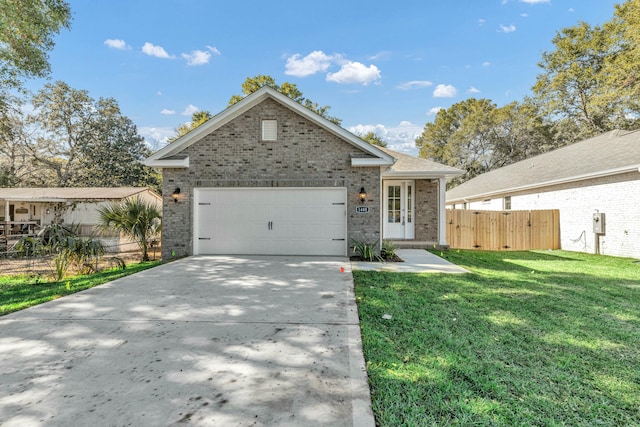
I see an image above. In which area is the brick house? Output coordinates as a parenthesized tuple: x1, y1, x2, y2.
(145, 87, 462, 258)
(446, 129, 640, 258)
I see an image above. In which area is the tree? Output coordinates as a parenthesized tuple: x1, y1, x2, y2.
(603, 0, 640, 111)
(229, 75, 342, 125)
(97, 197, 162, 262)
(358, 131, 387, 147)
(170, 110, 213, 141)
(416, 98, 552, 186)
(26, 81, 159, 188)
(0, 0, 71, 106)
(532, 18, 640, 141)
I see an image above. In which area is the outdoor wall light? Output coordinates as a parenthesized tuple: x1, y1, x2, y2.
(359, 187, 367, 204)
(46, 208, 50, 215)
(172, 187, 181, 203)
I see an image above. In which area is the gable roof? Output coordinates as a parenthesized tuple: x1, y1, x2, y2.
(447, 129, 640, 203)
(378, 146, 464, 178)
(144, 86, 395, 168)
(0, 187, 160, 202)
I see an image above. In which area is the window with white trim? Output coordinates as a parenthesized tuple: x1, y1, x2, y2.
(504, 196, 512, 210)
(262, 119, 277, 141)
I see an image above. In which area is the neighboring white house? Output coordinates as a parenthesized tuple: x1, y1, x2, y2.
(0, 187, 162, 252)
(446, 129, 640, 259)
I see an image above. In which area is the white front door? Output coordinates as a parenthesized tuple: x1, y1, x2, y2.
(383, 180, 415, 239)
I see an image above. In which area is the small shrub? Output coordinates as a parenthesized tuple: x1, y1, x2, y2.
(381, 240, 397, 260)
(352, 239, 383, 262)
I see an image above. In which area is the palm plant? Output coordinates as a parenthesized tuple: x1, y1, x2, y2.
(97, 197, 162, 262)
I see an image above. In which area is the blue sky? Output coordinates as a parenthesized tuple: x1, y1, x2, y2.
(24, 0, 620, 155)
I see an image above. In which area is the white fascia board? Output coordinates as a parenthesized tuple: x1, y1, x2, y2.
(447, 164, 640, 203)
(382, 171, 463, 179)
(352, 157, 394, 167)
(143, 157, 189, 168)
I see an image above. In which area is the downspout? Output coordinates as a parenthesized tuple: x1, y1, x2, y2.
(438, 178, 447, 246)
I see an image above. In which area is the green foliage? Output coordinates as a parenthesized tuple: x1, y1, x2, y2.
(170, 110, 213, 142)
(0, 0, 72, 101)
(355, 250, 640, 426)
(229, 75, 342, 125)
(358, 131, 387, 147)
(98, 197, 161, 262)
(15, 236, 44, 258)
(380, 240, 396, 260)
(416, 98, 552, 186)
(352, 239, 383, 262)
(0, 261, 160, 316)
(23, 81, 159, 188)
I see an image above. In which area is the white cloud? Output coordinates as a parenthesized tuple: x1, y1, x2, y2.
(368, 51, 392, 61)
(433, 84, 457, 98)
(478, 18, 486, 26)
(160, 109, 176, 115)
(181, 104, 199, 116)
(104, 39, 130, 50)
(483, 61, 491, 67)
(139, 126, 175, 151)
(349, 121, 423, 155)
(397, 80, 433, 90)
(568, 8, 575, 12)
(285, 50, 337, 77)
(182, 50, 211, 66)
(326, 62, 381, 85)
(427, 107, 443, 116)
(468, 86, 481, 94)
(498, 24, 517, 33)
(181, 46, 221, 66)
(520, 0, 549, 3)
(206, 46, 221, 55)
(521, 13, 529, 17)
(142, 42, 174, 59)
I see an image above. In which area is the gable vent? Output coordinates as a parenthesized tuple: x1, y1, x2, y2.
(262, 119, 277, 141)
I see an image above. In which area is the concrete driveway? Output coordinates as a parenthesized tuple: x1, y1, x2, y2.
(0, 256, 374, 426)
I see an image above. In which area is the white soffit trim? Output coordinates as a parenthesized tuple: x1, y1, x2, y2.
(352, 157, 394, 167)
(143, 157, 189, 168)
(447, 164, 640, 203)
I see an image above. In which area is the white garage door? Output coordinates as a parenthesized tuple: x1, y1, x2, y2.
(194, 188, 347, 256)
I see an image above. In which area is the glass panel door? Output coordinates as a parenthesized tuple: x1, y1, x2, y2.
(383, 180, 415, 239)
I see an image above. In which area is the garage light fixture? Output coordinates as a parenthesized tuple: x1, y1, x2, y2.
(359, 187, 367, 204)
(172, 187, 181, 203)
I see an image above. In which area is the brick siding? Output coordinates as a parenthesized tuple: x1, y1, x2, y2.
(161, 98, 381, 259)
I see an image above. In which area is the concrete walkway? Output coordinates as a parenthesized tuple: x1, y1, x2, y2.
(0, 256, 374, 427)
(351, 249, 469, 273)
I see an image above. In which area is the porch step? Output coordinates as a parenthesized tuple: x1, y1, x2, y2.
(389, 240, 450, 250)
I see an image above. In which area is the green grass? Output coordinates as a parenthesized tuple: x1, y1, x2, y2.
(354, 250, 640, 427)
(0, 261, 161, 316)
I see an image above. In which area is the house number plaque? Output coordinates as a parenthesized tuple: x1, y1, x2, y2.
(355, 206, 369, 213)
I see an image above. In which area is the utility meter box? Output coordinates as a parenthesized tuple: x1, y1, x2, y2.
(593, 212, 606, 234)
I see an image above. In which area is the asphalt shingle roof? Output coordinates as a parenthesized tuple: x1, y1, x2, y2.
(378, 146, 464, 177)
(0, 187, 157, 202)
(447, 129, 640, 202)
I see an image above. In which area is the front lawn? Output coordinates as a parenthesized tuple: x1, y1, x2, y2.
(354, 250, 640, 426)
(0, 261, 161, 316)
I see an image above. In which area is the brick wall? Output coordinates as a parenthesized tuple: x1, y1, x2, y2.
(460, 172, 640, 258)
(415, 179, 438, 242)
(161, 98, 381, 259)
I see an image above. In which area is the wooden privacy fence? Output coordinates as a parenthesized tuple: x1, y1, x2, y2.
(446, 209, 560, 251)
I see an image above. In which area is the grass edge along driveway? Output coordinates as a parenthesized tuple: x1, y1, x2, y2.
(0, 261, 161, 316)
(354, 250, 640, 427)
